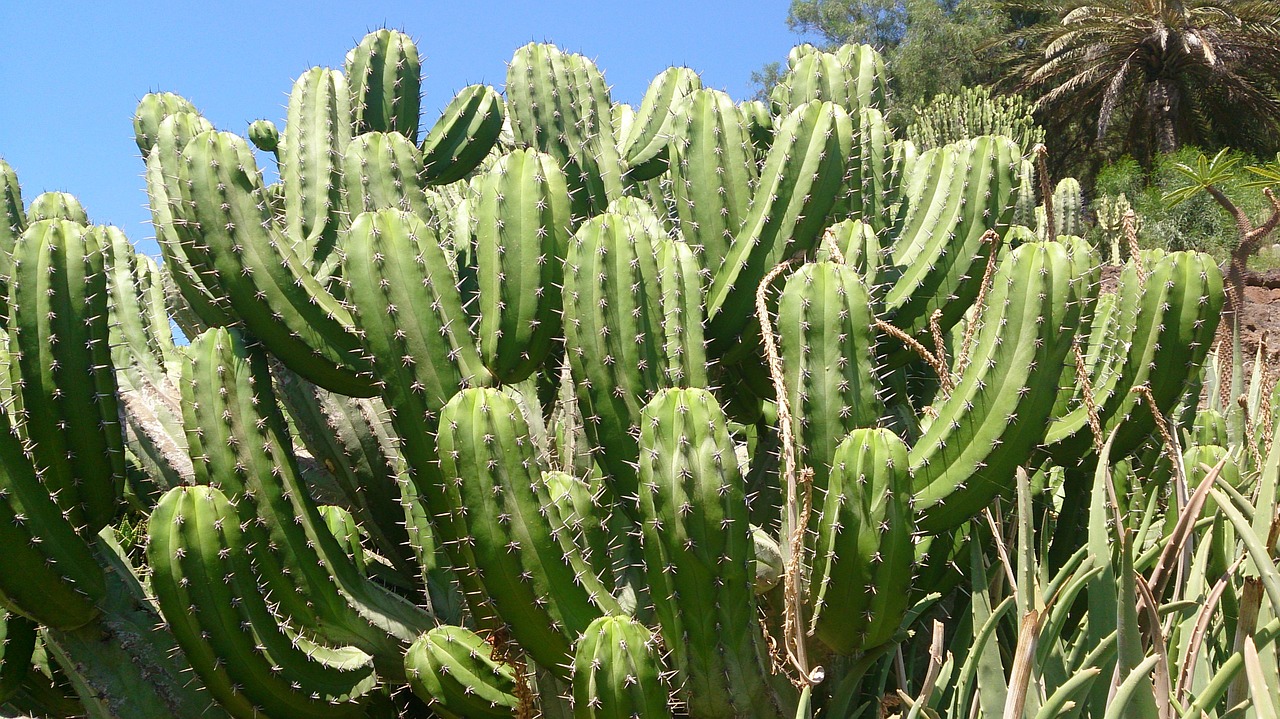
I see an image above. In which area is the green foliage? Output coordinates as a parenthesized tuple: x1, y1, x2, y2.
(1095, 147, 1275, 257)
(782, 0, 1011, 114)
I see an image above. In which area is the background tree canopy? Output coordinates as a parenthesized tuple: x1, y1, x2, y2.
(761, 0, 1280, 177)
(755, 0, 1024, 120)
(993, 0, 1280, 166)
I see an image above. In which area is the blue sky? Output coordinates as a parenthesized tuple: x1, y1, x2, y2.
(0, 2, 803, 256)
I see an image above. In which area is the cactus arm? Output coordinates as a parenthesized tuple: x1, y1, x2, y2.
(506, 43, 624, 217)
(180, 130, 378, 397)
(571, 615, 673, 718)
(0, 158, 26, 321)
(910, 241, 1084, 532)
(705, 100, 853, 349)
(342, 131, 433, 218)
(621, 66, 701, 181)
(883, 136, 1020, 353)
(9, 219, 124, 534)
(345, 29, 421, 139)
(777, 261, 881, 491)
(341, 208, 498, 620)
(437, 387, 621, 677)
(563, 208, 666, 501)
(476, 148, 572, 384)
(808, 428, 915, 654)
(132, 92, 198, 157)
(420, 84, 506, 185)
(143, 113, 235, 330)
(404, 626, 519, 719)
(638, 388, 781, 719)
(182, 328, 431, 662)
(0, 611, 35, 704)
(668, 88, 756, 273)
(281, 68, 351, 273)
(148, 486, 377, 719)
(0, 416, 104, 628)
(26, 192, 89, 225)
(655, 237, 710, 388)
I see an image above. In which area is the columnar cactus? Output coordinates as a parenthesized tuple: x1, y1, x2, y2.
(0, 31, 1238, 719)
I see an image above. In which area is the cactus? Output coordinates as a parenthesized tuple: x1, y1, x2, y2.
(345, 29, 421, 139)
(668, 88, 756, 272)
(8, 219, 124, 535)
(148, 485, 378, 719)
(705, 100, 853, 349)
(621, 66, 701, 181)
(1053, 177, 1084, 238)
(911, 241, 1088, 531)
(419, 84, 506, 185)
(0, 31, 1245, 719)
(808, 428, 915, 654)
(908, 85, 1045, 154)
(437, 387, 621, 676)
(777, 261, 882, 489)
(475, 148, 572, 383)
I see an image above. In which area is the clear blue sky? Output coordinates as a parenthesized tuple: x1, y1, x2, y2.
(0, 2, 803, 257)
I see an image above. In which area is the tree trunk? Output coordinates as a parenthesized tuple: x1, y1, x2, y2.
(1146, 78, 1180, 155)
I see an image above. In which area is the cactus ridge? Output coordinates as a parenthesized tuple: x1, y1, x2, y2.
(0, 611, 36, 703)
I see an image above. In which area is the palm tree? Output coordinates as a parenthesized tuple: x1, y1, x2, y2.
(991, 0, 1280, 163)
